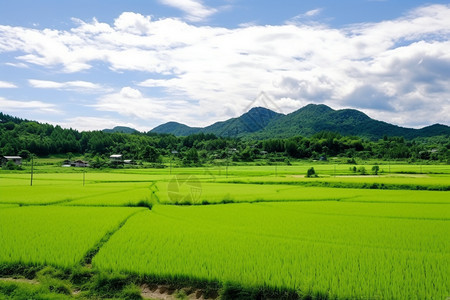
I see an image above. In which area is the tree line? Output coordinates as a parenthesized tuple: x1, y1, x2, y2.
(1, 112, 449, 166)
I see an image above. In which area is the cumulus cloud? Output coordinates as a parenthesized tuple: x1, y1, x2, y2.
(0, 97, 59, 113)
(158, 0, 218, 22)
(0, 81, 17, 88)
(28, 79, 109, 93)
(92, 87, 204, 126)
(59, 116, 142, 132)
(0, 5, 450, 127)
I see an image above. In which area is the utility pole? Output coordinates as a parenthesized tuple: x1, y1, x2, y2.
(30, 155, 34, 186)
(226, 155, 229, 178)
(170, 150, 178, 175)
(83, 170, 86, 186)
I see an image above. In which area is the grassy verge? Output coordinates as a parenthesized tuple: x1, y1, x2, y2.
(0, 263, 334, 300)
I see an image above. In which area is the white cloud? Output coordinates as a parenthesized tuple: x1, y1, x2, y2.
(28, 79, 109, 93)
(114, 12, 152, 34)
(0, 81, 17, 88)
(92, 87, 210, 127)
(5, 62, 28, 68)
(58, 116, 143, 132)
(0, 97, 60, 113)
(159, 0, 218, 22)
(0, 5, 450, 127)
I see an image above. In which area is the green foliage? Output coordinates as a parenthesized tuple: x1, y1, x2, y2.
(306, 167, 317, 178)
(372, 165, 380, 175)
(0, 280, 73, 299)
(357, 166, 366, 175)
(1, 165, 450, 299)
(0, 206, 143, 268)
(3, 160, 19, 170)
(93, 203, 450, 299)
(1, 111, 449, 163)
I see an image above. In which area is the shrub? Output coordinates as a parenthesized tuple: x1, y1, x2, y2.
(306, 167, 317, 178)
(372, 165, 380, 175)
(357, 166, 366, 175)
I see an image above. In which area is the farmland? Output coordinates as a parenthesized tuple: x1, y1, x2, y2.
(0, 162, 449, 299)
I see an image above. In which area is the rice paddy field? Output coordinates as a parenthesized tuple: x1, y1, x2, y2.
(0, 162, 449, 299)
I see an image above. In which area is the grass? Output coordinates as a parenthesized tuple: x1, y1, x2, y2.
(0, 206, 145, 268)
(0, 162, 449, 299)
(93, 203, 450, 299)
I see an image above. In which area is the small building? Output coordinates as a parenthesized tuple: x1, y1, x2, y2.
(110, 154, 123, 163)
(71, 160, 89, 167)
(62, 160, 72, 167)
(123, 159, 135, 165)
(1, 156, 22, 166)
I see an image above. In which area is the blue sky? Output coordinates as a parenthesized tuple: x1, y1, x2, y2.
(0, 0, 449, 131)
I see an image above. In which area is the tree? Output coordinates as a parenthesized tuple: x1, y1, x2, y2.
(358, 166, 366, 175)
(18, 150, 31, 160)
(141, 146, 160, 163)
(372, 165, 380, 175)
(4, 160, 18, 170)
(306, 167, 317, 178)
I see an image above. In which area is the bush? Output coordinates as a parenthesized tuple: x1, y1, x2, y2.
(347, 158, 357, 164)
(357, 166, 366, 175)
(306, 167, 317, 178)
(372, 165, 380, 175)
(121, 284, 142, 300)
(4, 160, 20, 170)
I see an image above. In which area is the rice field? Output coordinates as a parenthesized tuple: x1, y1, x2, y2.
(0, 206, 145, 268)
(93, 203, 449, 299)
(0, 164, 449, 299)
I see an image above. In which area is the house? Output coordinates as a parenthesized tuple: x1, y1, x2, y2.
(71, 160, 89, 167)
(110, 154, 123, 163)
(1, 156, 22, 166)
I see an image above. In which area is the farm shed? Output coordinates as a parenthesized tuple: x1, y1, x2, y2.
(71, 160, 89, 167)
(1, 156, 22, 166)
(110, 154, 123, 162)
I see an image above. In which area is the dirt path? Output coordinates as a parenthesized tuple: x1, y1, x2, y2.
(141, 284, 213, 300)
(0, 277, 39, 284)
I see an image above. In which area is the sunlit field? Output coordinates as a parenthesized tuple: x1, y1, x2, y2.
(0, 162, 449, 299)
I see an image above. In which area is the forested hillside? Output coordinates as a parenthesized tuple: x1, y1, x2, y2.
(0, 112, 449, 165)
(151, 104, 450, 139)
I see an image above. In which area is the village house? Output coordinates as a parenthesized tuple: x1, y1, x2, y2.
(1, 156, 22, 166)
(71, 160, 89, 167)
(110, 154, 123, 163)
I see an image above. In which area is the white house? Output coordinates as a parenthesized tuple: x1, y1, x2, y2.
(110, 154, 123, 162)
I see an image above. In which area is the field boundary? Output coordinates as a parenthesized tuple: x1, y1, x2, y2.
(81, 209, 147, 266)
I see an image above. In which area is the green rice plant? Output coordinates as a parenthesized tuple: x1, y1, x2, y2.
(93, 203, 450, 299)
(153, 181, 450, 205)
(0, 206, 144, 268)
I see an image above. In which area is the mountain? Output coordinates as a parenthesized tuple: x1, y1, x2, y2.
(150, 104, 450, 139)
(103, 126, 138, 134)
(151, 107, 282, 137)
(202, 107, 282, 137)
(255, 104, 450, 139)
(151, 122, 201, 136)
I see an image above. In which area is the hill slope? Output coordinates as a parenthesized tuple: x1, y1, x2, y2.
(151, 107, 282, 137)
(103, 126, 138, 134)
(150, 104, 450, 139)
(151, 122, 201, 136)
(255, 104, 450, 139)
